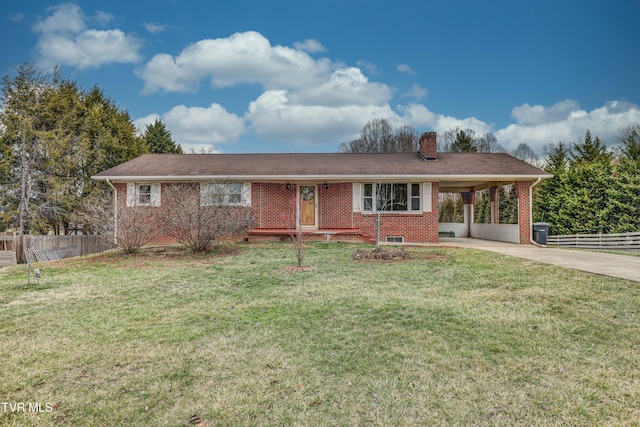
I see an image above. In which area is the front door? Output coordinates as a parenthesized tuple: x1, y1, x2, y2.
(299, 185, 317, 228)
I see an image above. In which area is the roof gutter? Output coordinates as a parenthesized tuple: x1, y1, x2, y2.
(105, 179, 117, 246)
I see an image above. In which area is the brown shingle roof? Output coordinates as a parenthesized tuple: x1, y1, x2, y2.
(93, 152, 551, 180)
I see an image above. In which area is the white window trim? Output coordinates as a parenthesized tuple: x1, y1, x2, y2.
(359, 183, 424, 214)
(126, 183, 161, 207)
(200, 182, 251, 207)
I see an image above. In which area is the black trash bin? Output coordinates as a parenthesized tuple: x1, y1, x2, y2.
(532, 222, 549, 245)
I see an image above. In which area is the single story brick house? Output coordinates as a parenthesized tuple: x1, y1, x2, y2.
(92, 132, 552, 245)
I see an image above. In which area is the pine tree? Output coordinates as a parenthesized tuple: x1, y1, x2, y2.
(450, 130, 478, 152)
(143, 119, 183, 154)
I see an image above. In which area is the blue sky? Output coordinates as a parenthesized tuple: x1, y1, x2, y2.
(1, 0, 639, 155)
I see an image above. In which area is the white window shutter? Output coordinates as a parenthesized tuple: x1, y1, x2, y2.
(126, 183, 136, 207)
(200, 183, 210, 206)
(242, 182, 252, 206)
(422, 182, 432, 212)
(352, 183, 362, 212)
(150, 183, 161, 207)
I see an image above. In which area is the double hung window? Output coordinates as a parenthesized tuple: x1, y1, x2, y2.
(363, 183, 421, 212)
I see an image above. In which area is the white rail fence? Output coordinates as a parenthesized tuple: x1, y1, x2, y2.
(547, 232, 640, 250)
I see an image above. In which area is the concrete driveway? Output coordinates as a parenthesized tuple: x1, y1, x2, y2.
(437, 237, 640, 283)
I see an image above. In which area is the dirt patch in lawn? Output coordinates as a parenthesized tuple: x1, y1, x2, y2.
(281, 265, 317, 273)
(353, 248, 449, 263)
(56, 245, 242, 269)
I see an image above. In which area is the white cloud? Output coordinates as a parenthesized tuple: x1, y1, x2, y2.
(133, 31, 640, 154)
(397, 64, 416, 74)
(399, 103, 493, 136)
(401, 84, 428, 100)
(143, 22, 168, 34)
(132, 113, 161, 135)
(162, 103, 246, 149)
(136, 31, 335, 93)
(497, 100, 640, 153)
(289, 67, 392, 107)
(134, 104, 246, 153)
(510, 100, 581, 126)
(94, 11, 113, 26)
(357, 60, 378, 75)
(247, 90, 397, 146)
(33, 3, 142, 70)
(7, 13, 25, 23)
(294, 39, 326, 53)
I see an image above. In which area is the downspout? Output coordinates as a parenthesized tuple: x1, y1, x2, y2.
(529, 177, 543, 246)
(105, 179, 117, 246)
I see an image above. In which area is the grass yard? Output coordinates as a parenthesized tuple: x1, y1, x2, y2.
(0, 242, 639, 426)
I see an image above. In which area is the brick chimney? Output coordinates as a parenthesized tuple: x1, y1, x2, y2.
(418, 132, 437, 160)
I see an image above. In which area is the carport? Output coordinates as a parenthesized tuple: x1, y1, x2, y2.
(437, 176, 547, 245)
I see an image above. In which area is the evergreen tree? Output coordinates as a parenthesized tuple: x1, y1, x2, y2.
(143, 119, 183, 154)
(498, 186, 518, 224)
(474, 191, 491, 223)
(0, 63, 148, 234)
(617, 123, 640, 161)
(571, 130, 612, 165)
(450, 130, 478, 152)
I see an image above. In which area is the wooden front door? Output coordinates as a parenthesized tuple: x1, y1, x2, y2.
(299, 185, 316, 228)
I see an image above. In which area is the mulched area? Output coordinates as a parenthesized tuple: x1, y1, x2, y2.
(281, 265, 317, 272)
(352, 247, 412, 261)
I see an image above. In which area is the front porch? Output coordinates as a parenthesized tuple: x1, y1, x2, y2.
(248, 228, 374, 243)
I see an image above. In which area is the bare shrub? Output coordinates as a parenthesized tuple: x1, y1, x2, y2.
(161, 182, 254, 253)
(115, 206, 157, 254)
(73, 189, 154, 254)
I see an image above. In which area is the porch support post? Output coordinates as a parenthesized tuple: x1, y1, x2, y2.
(515, 180, 532, 244)
(461, 191, 475, 236)
(490, 186, 500, 224)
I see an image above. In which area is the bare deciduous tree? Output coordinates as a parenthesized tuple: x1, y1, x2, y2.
(340, 118, 419, 153)
(280, 186, 306, 267)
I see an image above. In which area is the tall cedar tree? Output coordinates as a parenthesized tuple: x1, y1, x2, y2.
(143, 119, 183, 154)
(0, 63, 147, 234)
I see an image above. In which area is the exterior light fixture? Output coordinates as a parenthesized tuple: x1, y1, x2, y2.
(323, 183, 329, 190)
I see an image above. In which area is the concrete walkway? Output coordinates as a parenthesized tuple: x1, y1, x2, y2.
(437, 237, 640, 283)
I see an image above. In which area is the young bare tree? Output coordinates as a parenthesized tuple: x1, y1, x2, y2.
(161, 182, 254, 253)
(280, 187, 306, 267)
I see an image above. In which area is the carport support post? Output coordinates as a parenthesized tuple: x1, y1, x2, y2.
(461, 191, 475, 236)
(490, 186, 499, 224)
(515, 180, 533, 244)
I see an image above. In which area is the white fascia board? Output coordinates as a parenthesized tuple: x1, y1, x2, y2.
(92, 173, 552, 182)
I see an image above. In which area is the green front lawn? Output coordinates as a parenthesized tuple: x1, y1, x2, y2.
(1, 243, 638, 426)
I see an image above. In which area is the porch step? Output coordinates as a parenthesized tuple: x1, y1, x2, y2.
(248, 228, 370, 243)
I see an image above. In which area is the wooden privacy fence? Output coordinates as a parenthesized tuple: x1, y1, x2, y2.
(13, 235, 114, 264)
(547, 231, 640, 250)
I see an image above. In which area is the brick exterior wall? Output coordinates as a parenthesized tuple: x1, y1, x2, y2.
(318, 183, 353, 229)
(352, 182, 439, 243)
(113, 183, 179, 245)
(112, 180, 532, 246)
(490, 186, 500, 224)
(252, 183, 297, 229)
(514, 180, 533, 244)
